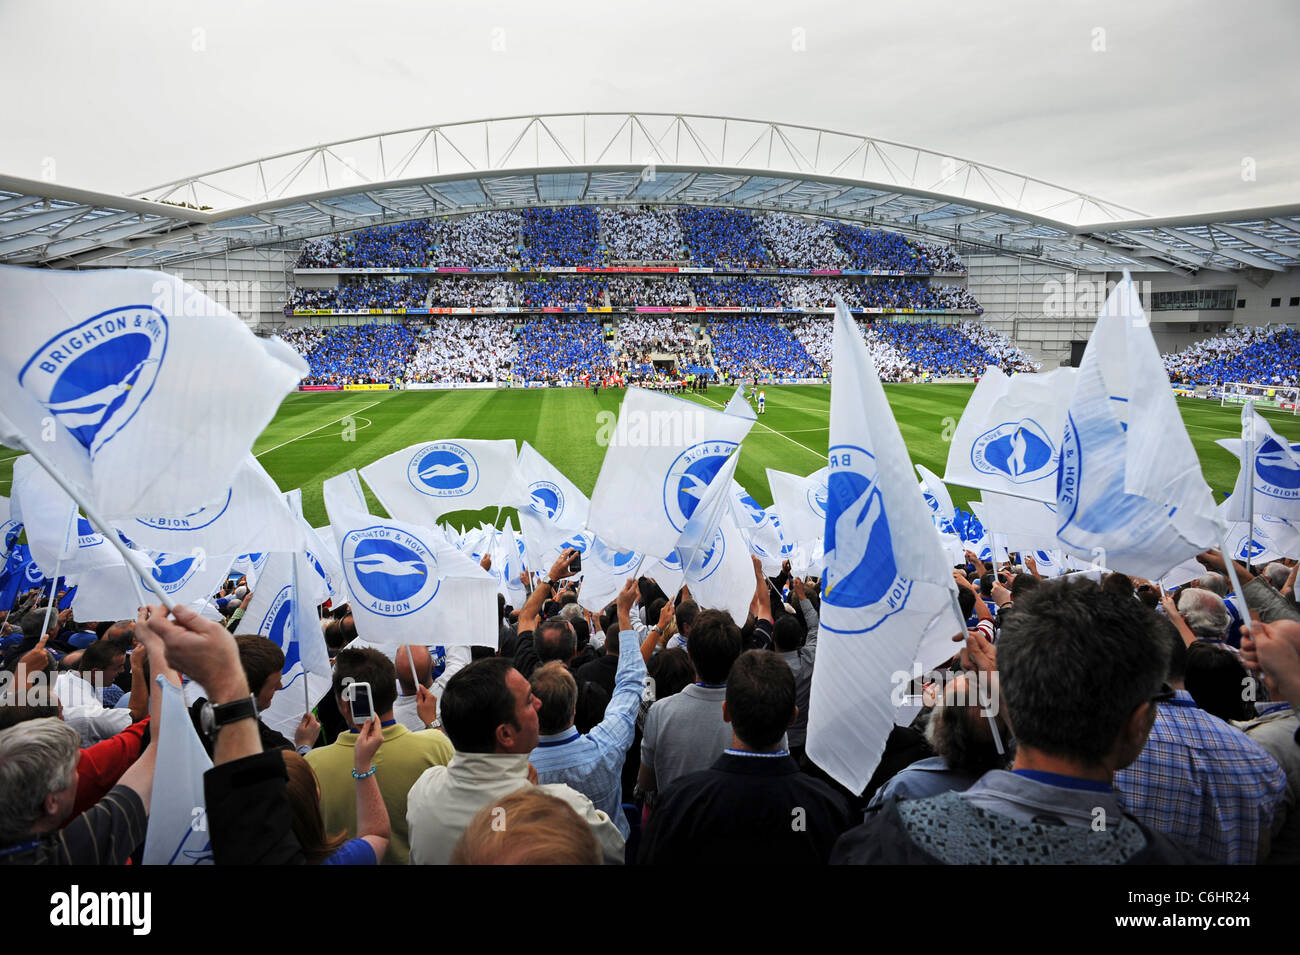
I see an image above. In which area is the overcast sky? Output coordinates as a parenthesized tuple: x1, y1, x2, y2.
(4, 0, 1297, 219)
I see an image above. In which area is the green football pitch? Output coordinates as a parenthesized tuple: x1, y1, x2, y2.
(183, 384, 1300, 528)
(3, 384, 1296, 529)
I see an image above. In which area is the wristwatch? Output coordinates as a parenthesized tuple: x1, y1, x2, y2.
(539, 573, 553, 587)
(200, 696, 258, 741)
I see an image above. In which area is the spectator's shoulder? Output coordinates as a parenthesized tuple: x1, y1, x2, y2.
(409, 728, 455, 762)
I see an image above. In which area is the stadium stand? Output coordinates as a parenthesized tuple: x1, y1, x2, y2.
(759, 212, 849, 270)
(300, 322, 418, 385)
(831, 222, 931, 272)
(600, 207, 684, 261)
(606, 276, 693, 307)
(517, 276, 607, 309)
(708, 317, 820, 379)
(678, 207, 768, 268)
(522, 207, 602, 267)
(426, 277, 516, 309)
(1163, 326, 1300, 387)
(513, 316, 615, 382)
(405, 318, 515, 383)
(691, 276, 780, 309)
(428, 211, 520, 268)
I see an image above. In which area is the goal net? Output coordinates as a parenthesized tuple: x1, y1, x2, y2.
(1221, 381, 1300, 414)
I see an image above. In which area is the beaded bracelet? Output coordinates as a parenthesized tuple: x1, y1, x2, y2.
(352, 766, 377, 779)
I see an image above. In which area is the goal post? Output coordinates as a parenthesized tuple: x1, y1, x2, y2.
(1220, 381, 1300, 414)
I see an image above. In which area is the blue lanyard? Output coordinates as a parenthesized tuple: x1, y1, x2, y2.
(1012, 769, 1111, 793)
(0, 839, 40, 859)
(349, 718, 398, 733)
(724, 748, 789, 758)
(695, 682, 726, 689)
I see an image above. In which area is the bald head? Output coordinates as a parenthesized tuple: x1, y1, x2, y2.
(396, 645, 432, 695)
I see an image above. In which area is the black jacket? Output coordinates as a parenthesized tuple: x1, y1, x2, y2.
(639, 752, 854, 865)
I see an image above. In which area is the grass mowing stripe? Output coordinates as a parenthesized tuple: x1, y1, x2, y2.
(254, 398, 388, 457)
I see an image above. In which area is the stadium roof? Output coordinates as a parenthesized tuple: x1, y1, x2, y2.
(2, 112, 1298, 275)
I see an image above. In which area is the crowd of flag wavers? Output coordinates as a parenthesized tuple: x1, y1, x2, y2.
(0, 266, 1298, 867)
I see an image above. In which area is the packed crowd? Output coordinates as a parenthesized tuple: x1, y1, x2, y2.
(916, 241, 966, 273)
(957, 319, 1040, 373)
(690, 277, 780, 309)
(5, 513, 1296, 868)
(677, 207, 768, 269)
(428, 212, 520, 268)
(287, 279, 430, 312)
(426, 277, 515, 309)
(832, 223, 932, 273)
(300, 322, 418, 385)
(522, 207, 602, 268)
(1163, 327, 1300, 388)
(513, 317, 615, 382)
(859, 279, 980, 312)
(605, 276, 693, 307)
(600, 207, 684, 261)
(404, 319, 515, 383)
(707, 317, 821, 379)
(759, 212, 849, 270)
(517, 277, 607, 309)
(277, 325, 328, 360)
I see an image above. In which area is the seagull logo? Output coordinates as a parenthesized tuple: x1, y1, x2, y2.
(1254, 436, 1300, 495)
(971, 419, 1055, 484)
(408, 443, 479, 496)
(528, 482, 564, 520)
(341, 528, 440, 616)
(19, 307, 169, 458)
(819, 445, 912, 635)
(663, 442, 738, 532)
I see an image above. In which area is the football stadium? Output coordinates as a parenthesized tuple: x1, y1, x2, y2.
(2, 3, 1299, 892)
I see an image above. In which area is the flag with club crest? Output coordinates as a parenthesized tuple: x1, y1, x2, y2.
(235, 550, 334, 739)
(943, 366, 1076, 504)
(915, 464, 957, 534)
(359, 439, 522, 525)
(114, 455, 304, 557)
(1055, 275, 1222, 578)
(673, 451, 753, 626)
(516, 441, 591, 572)
(575, 533, 644, 615)
(1220, 403, 1300, 523)
(729, 480, 788, 574)
(587, 387, 754, 558)
(0, 266, 306, 520)
(323, 469, 498, 647)
(765, 466, 828, 547)
(807, 300, 960, 793)
(142, 678, 214, 865)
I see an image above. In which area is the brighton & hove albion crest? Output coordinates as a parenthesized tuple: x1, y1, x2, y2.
(681, 527, 726, 582)
(527, 480, 564, 521)
(75, 517, 104, 549)
(806, 480, 829, 520)
(260, 585, 304, 689)
(820, 444, 911, 635)
(135, 488, 233, 532)
(1253, 436, 1300, 502)
(971, 419, 1055, 484)
(142, 553, 202, 596)
(342, 525, 440, 617)
(663, 441, 738, 532)
(19, 306, 168, 458)
(407, 442, 479, 499)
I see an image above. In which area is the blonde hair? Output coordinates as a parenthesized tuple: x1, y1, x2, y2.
(450, 788, 602, 865)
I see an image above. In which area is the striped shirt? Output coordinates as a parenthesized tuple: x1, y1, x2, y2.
(0, 786, 145, 865)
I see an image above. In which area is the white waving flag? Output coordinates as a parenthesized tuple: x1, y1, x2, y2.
(0, 496, 18, 565)
(517, 441, 590, 529)
(323, 470, 498, 647)
(943, 366, 1076, 503)
(807, 300, 958, 794)
(729, 480, 788, 574)
(0, 266, 306, 519)
(236, 551, 334, 739)
(587, 387, 754, 558)
(915, 464, 957, 533)
(575, 533, 645, 615)
(1221, 404, 1300, 523)
(116, 456, 304, 557)
(10, 455, 76, 573)
(765, 467, 828, 546)
(723, 384, 757, 420)
(143, 678, 214, 865)
(1055, 275, 1221, 578)
(672, 450, 754, 625)
(360, 439, 522, 524)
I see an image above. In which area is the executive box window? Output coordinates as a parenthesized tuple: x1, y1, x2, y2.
(1150, 288, 1237, 311)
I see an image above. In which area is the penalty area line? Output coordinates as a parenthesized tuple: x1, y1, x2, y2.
(691, 394, 828, 461)
(255, 400, 385, 458)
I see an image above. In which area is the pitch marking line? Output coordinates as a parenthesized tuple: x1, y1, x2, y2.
(255, 400, 385, 458)
(693, 394, 828, 461)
